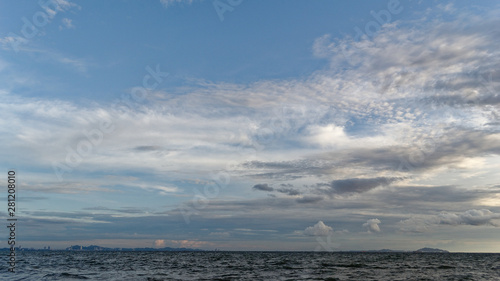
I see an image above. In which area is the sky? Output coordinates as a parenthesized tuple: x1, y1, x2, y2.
(1, 0, 500, 252)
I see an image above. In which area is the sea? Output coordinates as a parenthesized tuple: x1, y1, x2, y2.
(1, 251, 499, 280)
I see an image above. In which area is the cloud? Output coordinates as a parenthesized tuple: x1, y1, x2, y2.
(296, 196, 323, 204)
(303, 124, 349, 148)
(154, 239, 165, 247)
(303, 221, 333, 236)
(10, 48, 90, 72)
(0, 36, 28, 50)
(139, 185, 179, 195)
(252, 183, 274, 192)
(82, 206, 149, 216)
(438, 209, 500, 226)
(209, 232, 230, 237)
(23, 181, 114, 194)
(399, 209, 500, 232)
(133, 145, 164, 152)
(251, 183, 301, 197)
(41, 0, 80, 18)
(59, 18, 75, 30)
(276, 187, 301, 196)
(363, 219, 381, 233)
(319, 177, 402, 195)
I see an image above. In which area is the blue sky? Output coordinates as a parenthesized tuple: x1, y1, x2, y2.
(1, 0, 500, 252)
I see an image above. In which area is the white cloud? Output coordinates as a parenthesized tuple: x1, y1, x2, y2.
(303, 221, 333, 236)
(41, 0, 80, 18)
(303, 124, 348, 149)
(363, 218, 381, 233)
(312, 34, 336, 59)
(59, 18, 75, 30)
(0, 36, 28, 51)
(139, 185, 179, 195)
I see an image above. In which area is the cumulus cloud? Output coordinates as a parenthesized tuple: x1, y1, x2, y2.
(154, 239, 165, 247)
(363, 218, 381, 233)
(303, 221, 333, 236)
(303, 124, 349, 148)
(252, 183, 274, 192)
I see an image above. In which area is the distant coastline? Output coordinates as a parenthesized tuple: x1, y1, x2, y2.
(0, 245, 204, 252)
(0, 246, 450, 252)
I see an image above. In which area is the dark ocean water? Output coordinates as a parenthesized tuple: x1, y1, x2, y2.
(1, 251, 499, 280)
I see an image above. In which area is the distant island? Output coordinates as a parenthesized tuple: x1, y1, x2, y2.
(354, 247, 449, 253)
(413, 247, 449, 253)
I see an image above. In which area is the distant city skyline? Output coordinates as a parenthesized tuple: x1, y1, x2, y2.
(1, 0, 500, 252)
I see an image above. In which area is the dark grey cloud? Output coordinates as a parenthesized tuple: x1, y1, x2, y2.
(252, 183, 274, 192)
(276, 188, 301, 196)
(251, 182, 302, 197)
(133, 145, 163, 151)
(318, 177, 402, 195)
(375, 185, 485, 206)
